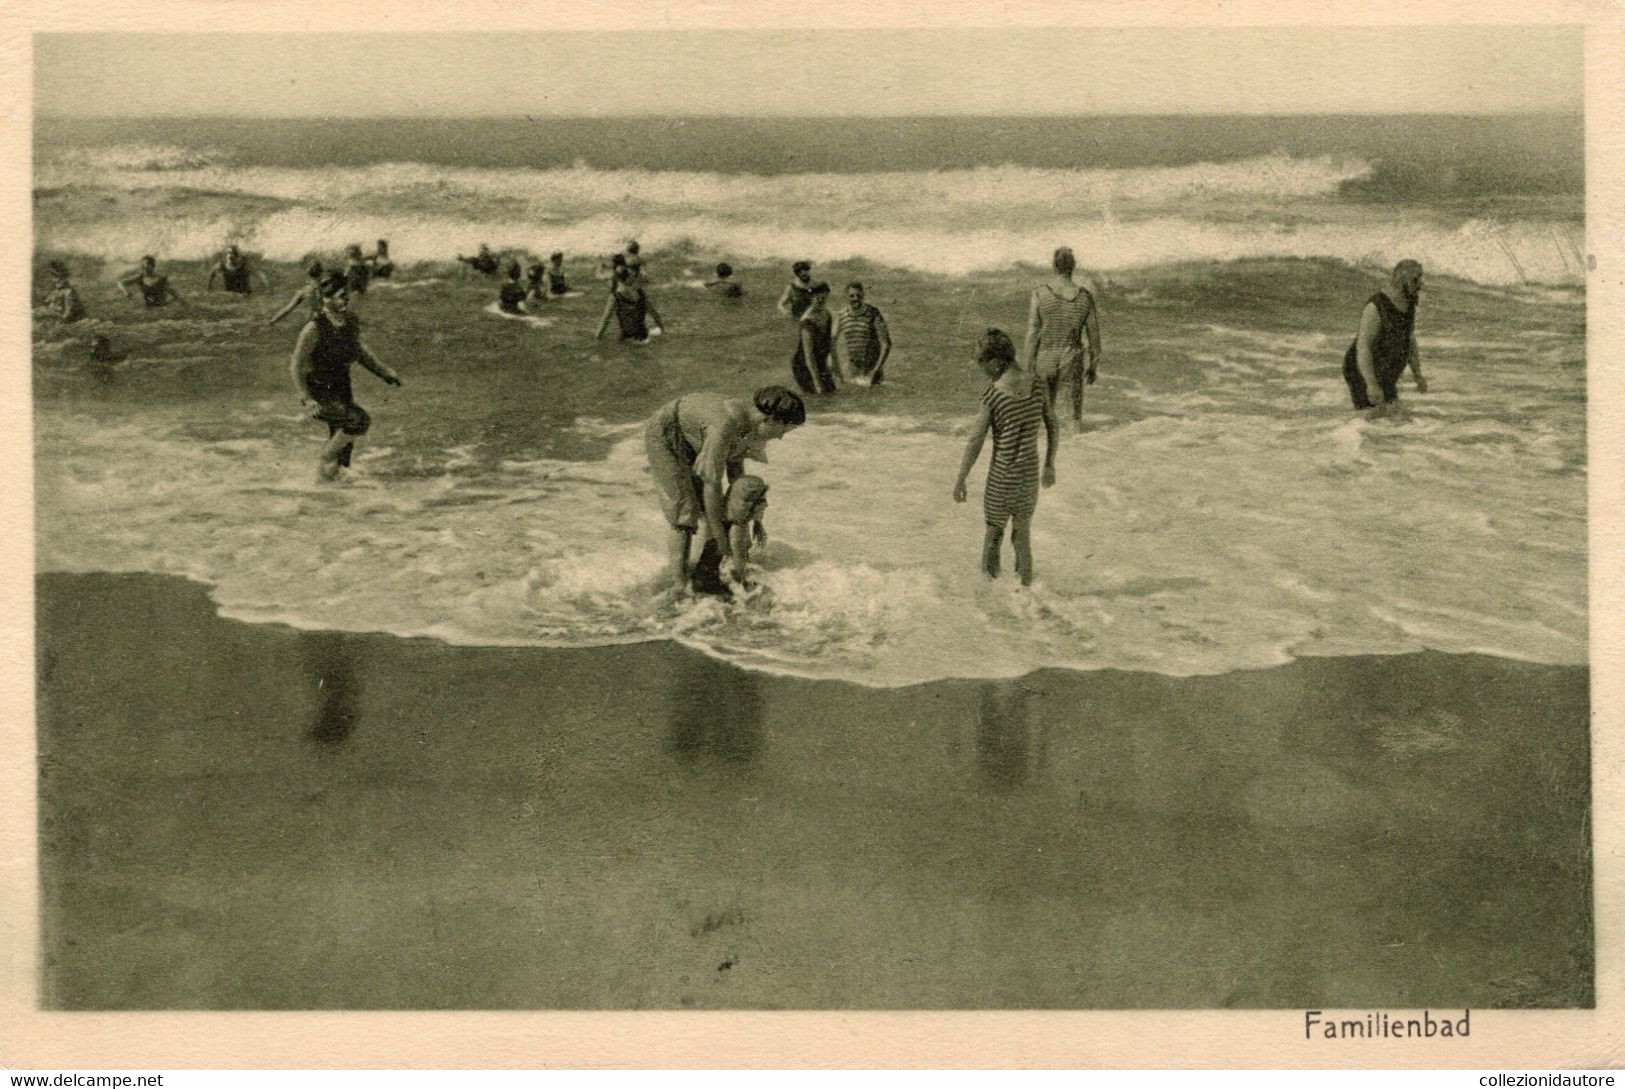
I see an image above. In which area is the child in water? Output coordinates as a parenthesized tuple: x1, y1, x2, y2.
(690, 475, 770, 596)
(953, 328, 1058, 586)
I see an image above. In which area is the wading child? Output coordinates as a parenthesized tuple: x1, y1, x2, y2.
(952, 328, 1058, 585)
(690, 475, 770, 596)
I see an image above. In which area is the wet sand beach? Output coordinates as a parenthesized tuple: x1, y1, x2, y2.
(38, 572, 1591, 1010)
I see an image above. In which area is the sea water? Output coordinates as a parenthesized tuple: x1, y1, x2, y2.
(31, 115, 1586, 686)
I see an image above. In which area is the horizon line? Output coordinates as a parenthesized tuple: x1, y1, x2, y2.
(34, 109, 1585, 122)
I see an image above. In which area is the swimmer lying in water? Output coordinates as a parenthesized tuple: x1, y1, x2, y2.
(689, 475, 769, 596)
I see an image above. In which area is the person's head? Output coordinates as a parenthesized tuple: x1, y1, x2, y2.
(1391, 259, 1424, 305)
(90, 334, 112, 357)
(1052, 246, 1077, 277)
(626, 240, 640, 255)
(347, 244, 363, 260)
(715, 262, 734, 280)
(613, 263, 633, 284)
(48, 260, 69, 284)
(506, 262, 521, 281)
(549, 251, 564, 265)
(376, 239, 389, 253)
(845, 281, 865, 308)
(479, 243, 492, 255)
(724, 475, 769, 525)
(141, 255, 156, 273)
(225, 243, 241, 258)
(752, 385, 807, 438)
(611, 253, 627, 269)
(975, 327, 1018, 380)
(319, 273, 352, 312)
(791, 260, 812, 282)
(306, 261, 324, 281)
(807, 281, 831, 308)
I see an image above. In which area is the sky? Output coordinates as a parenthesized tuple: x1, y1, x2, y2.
(33, 25, 1584, 117)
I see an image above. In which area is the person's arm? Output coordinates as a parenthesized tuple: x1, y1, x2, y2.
(798, 321, 818, 375)
(873, 311, 892, 370)
(255, 267, 272, 289)
(1083, 298, 1101, 383)
(1041, 389, 1059, 488)
(117, 271, 140, 297)
(356, 340, 403, 386)
(594, 293, 615, 339)
(828, 314, 852, 382)
(268, 289, 305, 326)
(207, 266, 220, 290)
(1354, 301, 1382, 406)
(953, 404, 993, 502)
(290, 324, 320, 408)
(1407, 333, 1427, 392)
(726, 522, 753, 584)
(1022, 290, 1042, 370)
(776, 283, 795, 317)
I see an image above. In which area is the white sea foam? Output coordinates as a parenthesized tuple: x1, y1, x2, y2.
(35, 151, 1584, 286)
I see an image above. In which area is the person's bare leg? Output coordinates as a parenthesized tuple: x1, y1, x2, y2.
(317, 430, 355, 481)
(1012, 516, 1035, 586)
(666, 526, 695, 591)
(982, 522, 1004, 579)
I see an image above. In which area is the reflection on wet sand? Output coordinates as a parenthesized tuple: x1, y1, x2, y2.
(303, 630, 359, 746)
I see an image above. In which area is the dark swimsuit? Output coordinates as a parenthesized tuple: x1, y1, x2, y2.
(219, 260, 252, 295)
(790, 310, 835, 394)
(499, 282, 528, 314)
(139, 275, 170, 308)
(1342, 293, 1416, 409)
(612, 285, 649, 341)
(304, 313, 371, 460)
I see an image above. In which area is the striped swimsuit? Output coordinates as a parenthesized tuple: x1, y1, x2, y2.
(981, 382, 1047, 526)
(1032, 284, 1093, 380)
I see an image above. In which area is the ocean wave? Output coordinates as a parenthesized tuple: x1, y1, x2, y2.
(43, 142, 229, 172)
(36, 202, 1586, 287)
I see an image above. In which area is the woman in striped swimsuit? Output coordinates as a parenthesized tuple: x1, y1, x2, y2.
(1024, 246, 1101, 429)
(953, 328, 1058, 585)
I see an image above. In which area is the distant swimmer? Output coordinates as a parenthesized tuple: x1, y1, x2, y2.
(643, 386, 805, 593)
(776, 260, 816, 319)
(268, 262, 326, 326)
(624, 240, 645, 281)
(458, 244, 500, 277)
(1023, 246, 1100, 430)
(705, 262, 743, 298)
(543, 251, 570, 296)
(689, 475, 770, 596)
(524, 261, 547, 305)
(39, 261, 86, 324)
(367, 239, 395, 280)
(498, 263, 529, 314)
(118, 255, 185, 308)
(954, 328, 1059, 586)
(342, 244, 371, 295)
(87, 334, 126, 367)
(831, 280, 891, 386)
(1344, 259, 1428, 413)
(789, 281, 836, 394)
(207, 244, 270, 296)
(595, 263, 665, 343)
(290, 274, 403, 482)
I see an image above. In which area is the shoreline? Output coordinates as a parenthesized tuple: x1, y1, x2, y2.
(37, 570, 1593, 1009)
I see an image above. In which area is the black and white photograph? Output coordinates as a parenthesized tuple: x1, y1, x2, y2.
(5, 1, 1622, 1071)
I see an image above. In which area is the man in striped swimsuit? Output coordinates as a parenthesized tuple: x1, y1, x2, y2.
(831, 281, 892, 386)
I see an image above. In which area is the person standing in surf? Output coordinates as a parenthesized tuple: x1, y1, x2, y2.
(954, 328, 1059, 586)
(290, 274, 404, 482)
(367, 239, 395, 281)
(595, 263, 664, 342)
(269, 262, 325, 327)
(543, 252, 570, 296)
(789, 281, 836, 394)
(498, 262, 529, 314)
(1344, 259, 1428, 413)
(118, 255, 185, 308)
(458, 244, 500, 277)
(342, 244, 372, 296)
(705, 262, 744, 298)
(831, 280, 892, 386)
(1023, 246, 1100, 429)
(39, 261, 86, 324)
(776, 260, 816, 319)
(643, 386, 805, 594)
(207, 244, 269, 296)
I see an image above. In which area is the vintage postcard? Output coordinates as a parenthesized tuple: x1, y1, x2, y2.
(1, 0, 1620, 1071)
